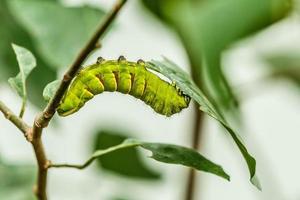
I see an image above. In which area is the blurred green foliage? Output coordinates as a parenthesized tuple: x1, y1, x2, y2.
(0, 158, 35, 200)
(8, 0, 105, 69)
(142, 0, 292, 114)
(0, 0, 105, 108)
(264, 52, 300, 88)
(0, 0, 56, 108)
(42, 80, 60, 102)
(111, 198, 130, 200)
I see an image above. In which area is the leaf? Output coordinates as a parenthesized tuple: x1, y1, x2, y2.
(8, 44, 37, 117)
(142, 0, 292, 112)
(43, 80, 60, 102)
(141, 142, 230, 181)
(8, 43, 36, 97)
(147, 58, 220, 120)
(0, 0, 57, 108)
(8, 0, 105, 69)
(93, 130, 161, 179)
(79, 138, 230, 181)
(146, 58, 259, 189)
(108, 139, 229, 181)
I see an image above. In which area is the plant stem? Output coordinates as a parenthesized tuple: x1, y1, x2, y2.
(27, 1, 128, 199)
(0, 100, 31, 139)
(19, 96, 26, 118)
(185, 106, 204, 200)
(183, 52, 205, 200)
(49, 142, 140, 170)
(33, 0, 128, 130)
(31, 138, 49, 200)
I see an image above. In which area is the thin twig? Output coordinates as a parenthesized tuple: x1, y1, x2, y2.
(19, 72, 28, 118)
(185, 106, 204, 200)
(28, 1, 128, 199)
(49, 142, 139, 170)
(184, 56, 205, 200)
(33, 0, 128, 132)
(19, 96, 26, 118)
(0, 100, 31, 140)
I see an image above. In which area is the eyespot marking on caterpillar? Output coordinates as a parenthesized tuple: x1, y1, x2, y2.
(118, 55, 126, 62)
(96, 57, 105, 64)
(137, 59, 145, 65)
(57, 57, 191, 117)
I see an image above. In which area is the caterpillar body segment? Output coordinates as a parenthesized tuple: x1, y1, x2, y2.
(57, 57, 191, 117)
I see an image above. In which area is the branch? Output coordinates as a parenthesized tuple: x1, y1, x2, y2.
(185, 107, 204, 200)
(184, 59, 205, 200)
(49, 141, 139, 170)
(0, 100, 31, 140)
(33, 0, 128, 134)
(28, 1, 128, 199)
(19, 96, 26, 118)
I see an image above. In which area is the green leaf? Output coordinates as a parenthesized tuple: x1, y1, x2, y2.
(8, 44, 37, 117)
(141, 142, 230, 181)
(0, 0, 57, 108)
(146, 58, 259, 189)
(59, 137, 229, 181)
(8, 44, 36, 97)
(177, 0, 291, 110)
(68, 139, 230, 180)
(94, 130, 161, 180)
(8, 0, 105, 69)
(147, 58, 220, 120)
(142, 0, 292, 112)
(43, 80, 60, 102)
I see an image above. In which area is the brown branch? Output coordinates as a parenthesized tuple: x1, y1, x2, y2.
(0, 100, 31, 140)
(184, 56, 205, 200)
(33, 0, 128, 131)
(31, 139, 49, 200)
(27, 1, 128, 199)
(185, 106, 204, 200)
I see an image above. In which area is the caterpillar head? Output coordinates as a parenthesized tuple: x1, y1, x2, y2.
(161, 84, 191, 117)
(175, 84, 191, 105)
(178, 90, 191, 110)
(183, 94, 191, 105)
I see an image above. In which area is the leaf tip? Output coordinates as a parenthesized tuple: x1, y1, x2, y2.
(251, 175, 262, 191)
(223, 173, 230, 181)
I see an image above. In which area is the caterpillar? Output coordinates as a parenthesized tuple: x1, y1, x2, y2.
(57, 56, 191, 117)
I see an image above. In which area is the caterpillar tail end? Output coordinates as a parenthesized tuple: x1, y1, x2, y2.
(56, 100, 82, 117)
(57, 106, 78, 117)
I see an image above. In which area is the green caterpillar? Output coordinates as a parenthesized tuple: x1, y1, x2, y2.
(57, 56, 191, 117)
